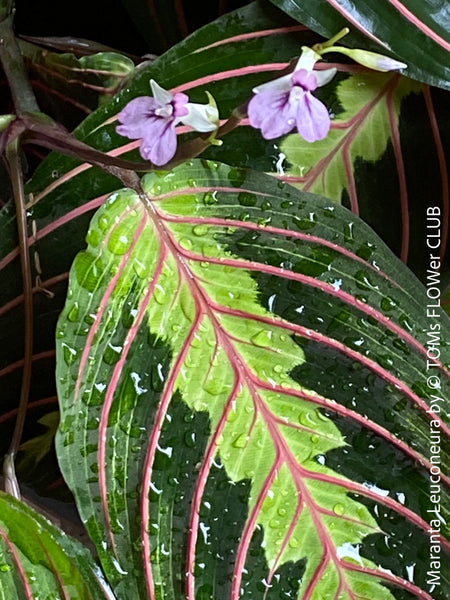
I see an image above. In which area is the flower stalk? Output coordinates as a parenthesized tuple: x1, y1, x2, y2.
(313, 27, 407, 72)
(313, 27, 350, 52)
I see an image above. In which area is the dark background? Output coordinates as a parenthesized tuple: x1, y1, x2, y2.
(14, 0, 248, 55)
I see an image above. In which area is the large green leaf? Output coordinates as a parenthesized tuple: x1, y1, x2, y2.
(0, 492, 114, 598)
(0, 0, 447, 508)
(56, 159, 450, 599)
(269, 0, 450, 90)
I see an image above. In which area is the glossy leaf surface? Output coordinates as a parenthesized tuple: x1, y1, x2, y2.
(0, 0, 447, 516)
(0, 492, 113, 599)
(269, 0, 450, 90)
(56, 160, 450, 599)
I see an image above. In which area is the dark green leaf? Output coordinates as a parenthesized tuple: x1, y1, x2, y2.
(269, 0, 450, 90)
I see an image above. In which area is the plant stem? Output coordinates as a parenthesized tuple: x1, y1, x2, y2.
(0, 15, 38, 114)
(4, 139, 34, 499)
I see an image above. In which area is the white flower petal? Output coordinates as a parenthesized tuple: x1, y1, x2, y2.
(253, 74, 293, 95)
(315, 67, 337, 87)
(182, 102, 219, 132)
(150, 79, 173, 106)
(253, 46, 328, 95)
(294, 46, 322, 72)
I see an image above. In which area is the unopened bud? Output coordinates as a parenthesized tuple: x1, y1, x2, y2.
(326, 46, 407, 72)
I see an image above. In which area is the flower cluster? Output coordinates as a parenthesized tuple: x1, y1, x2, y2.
(116, 40, 407, 165)
(116, 79, 219, 166)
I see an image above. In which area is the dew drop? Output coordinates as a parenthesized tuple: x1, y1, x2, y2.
(153, 285, 166, 305)
(251, 330, 272, 347)
(179, 237, 193, 250)
(193, 224, 209, 237)
(281, 200, 294, 209)
(62, 343, 79, 366)
(184, 431, 196, 448)
(257, 216, 271, 226)
(203, 191, 217, 206)
(103, 343, 122, 365)
(343, 222, 354, 241)
(262, 493, 275, 512)
(67, 302, 80, 323)
(269, 519, 280, 529)
(232, 433, 248, 448)
(98, 215, 109, 232)
(356, 242, 376, 260)
(227, 410, 238, 423)
(202, 378, 225, 396)
(399, 314, 413, 332)
(86, 228, 101, 247)
(293, 215, 316, 231)
(355, 270, 379, 291)
(333, 503, 345, 515)
(298, 411, 317, 426)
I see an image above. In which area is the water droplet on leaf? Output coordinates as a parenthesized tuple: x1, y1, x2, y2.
(333, 503, 345, 515)
(251, 330, 272, 347)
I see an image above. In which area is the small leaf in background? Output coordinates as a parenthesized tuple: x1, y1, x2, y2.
(56, 160, 449, 599)
(0, 492, 114, 599)
(17, 411, 59, 470)
(21, 41, 136, 127)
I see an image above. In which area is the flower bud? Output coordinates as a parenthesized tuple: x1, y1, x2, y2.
(328, 46, 407, 72)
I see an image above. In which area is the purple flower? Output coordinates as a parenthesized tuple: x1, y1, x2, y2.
(248, 47, 336, 143)
(116, 80, 219, 166)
